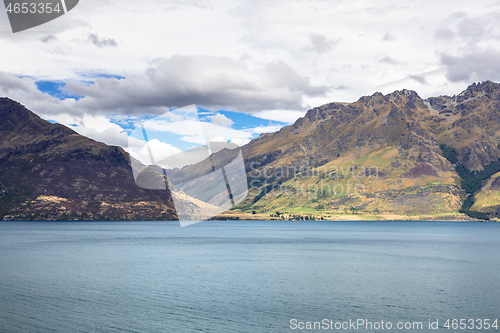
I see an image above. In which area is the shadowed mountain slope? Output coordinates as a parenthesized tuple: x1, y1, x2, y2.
(0, 98, 177, 221)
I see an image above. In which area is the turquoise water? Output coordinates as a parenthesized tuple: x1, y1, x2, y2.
(0, 221, 499, 332)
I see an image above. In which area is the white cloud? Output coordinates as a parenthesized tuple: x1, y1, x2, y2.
(1, 52, 329, 117)
(59, 55, 329, 115)
(435, 11, 500, 84)
(254, 110, 307, 123)
(306, 33, 339, 53)
(208, 113, 234, 126)
(2, 0, 500, 132)
(209, 135, 227, 142)
(441, 50, 500, 83)
(202, 122, 254, 142)
(87, 33, 119, 48)
(47, 113, 130, 147)
(127, 138, 182, 166)
(251, 125, 285, 135)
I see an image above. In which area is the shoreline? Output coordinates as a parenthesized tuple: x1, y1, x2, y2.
(211, 210, 496, 222)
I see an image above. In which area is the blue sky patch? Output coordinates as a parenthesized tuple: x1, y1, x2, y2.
(78, 72, 125, 80)
(35, 80, 84, 100)
(197, 107, 289, 129)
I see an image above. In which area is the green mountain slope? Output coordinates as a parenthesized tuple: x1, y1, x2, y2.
(470, 172, 500, 217)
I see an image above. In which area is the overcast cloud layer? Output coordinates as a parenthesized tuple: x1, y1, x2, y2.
(1, 0, 500, 148)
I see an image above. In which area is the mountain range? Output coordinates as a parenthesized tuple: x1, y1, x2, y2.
(234, 81, 500, 220)
(2, 81, 500, 221)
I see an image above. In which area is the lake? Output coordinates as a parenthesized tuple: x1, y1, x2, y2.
(0, 221, 499, 332)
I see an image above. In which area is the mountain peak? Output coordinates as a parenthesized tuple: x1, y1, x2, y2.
(0, 97, 46, 132)
(357, 89, 421, 104)
(0, 98, 177, 221)
(466, 80, 499, 90)
(0, 97, 34, 115)
(387, 88, 420, 99)
(453, 80, 500, 103)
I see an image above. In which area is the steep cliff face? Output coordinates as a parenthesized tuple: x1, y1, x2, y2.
(0, 98, 177, 221)
(430, 81, 500, 170)
(237, 81, 500, 219)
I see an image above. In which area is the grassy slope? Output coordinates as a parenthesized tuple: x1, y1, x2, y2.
(236, 145, 467, 220)
(471, 172, 500, 213)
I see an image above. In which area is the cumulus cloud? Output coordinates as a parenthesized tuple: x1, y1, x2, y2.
(435, 11, 500, 45)
(69, 115, 128, 147)
(430, 10, 500, 85)
(251, 124, 284, 134)
(61, 55, 329, 115)
(441, 50, 500, 83)
(0, 72, 78, 116)
(383, 32, 397, 41)
(408, 74, 428, 85)
(0, 73, 130, 149)
(87, 33, 119, 48)
(127, 138, 182, 166)
(379, 56, 402, 65)
(254, 110, 306, 123)
(306, 33, 339, 53)
(84, 0, 211, 12)
(143, 118, 251, 145)
(0, 51, 329, 119)
(434, 28, 455, 40)
(432, 10, 500, 83)
(207, 113, 234, 126)
(41, 35, 57, 43)
(5, 0, 500, 125)
(0, 71, 297, 154)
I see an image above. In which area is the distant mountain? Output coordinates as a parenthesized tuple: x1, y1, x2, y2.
(235, 81, 500, 220)
(0, 98, 177, 221)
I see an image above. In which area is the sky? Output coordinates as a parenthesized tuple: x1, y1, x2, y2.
(1, 0, 500, 160)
